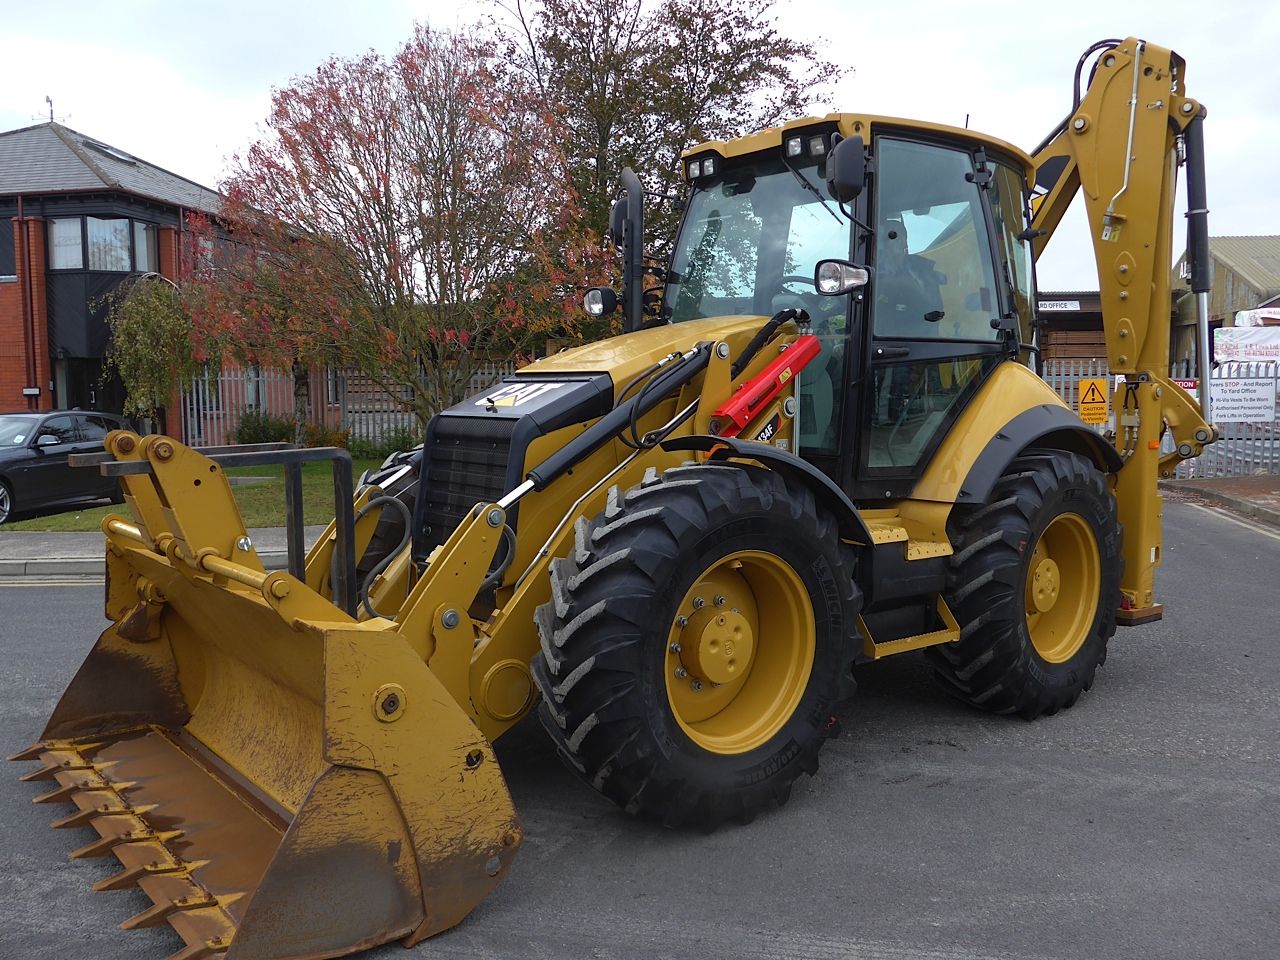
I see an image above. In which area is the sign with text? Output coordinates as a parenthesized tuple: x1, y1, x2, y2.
(1209, 378, 1275, 423)
(1234, 307, 1280, 327)
(1214, 326, 1280, 361)
(1038, 300, 1081, 311)
(1077, 377, 1109, 424)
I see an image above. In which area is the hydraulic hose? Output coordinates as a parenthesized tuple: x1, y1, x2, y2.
(351, 494, 412, 621)
(525, 343, 712, 491)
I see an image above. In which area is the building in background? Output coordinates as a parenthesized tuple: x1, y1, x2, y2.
(0, 122, 221, 417)
(1173, 235, 1280, 362)
(1035, 291, 1105, 364)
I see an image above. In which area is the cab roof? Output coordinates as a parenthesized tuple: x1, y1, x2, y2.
(683, 112, 1034, 177)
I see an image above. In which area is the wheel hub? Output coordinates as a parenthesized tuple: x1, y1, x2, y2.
(1024, 512, 1101, 663)
(682, 607, 754, 685)
(1029, 557, 1061, 613)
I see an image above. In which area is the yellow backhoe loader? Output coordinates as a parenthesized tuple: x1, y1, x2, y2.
(13, 37, 1216, 960)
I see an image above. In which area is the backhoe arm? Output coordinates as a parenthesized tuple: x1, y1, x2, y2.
(1029, 37, 1215, 622)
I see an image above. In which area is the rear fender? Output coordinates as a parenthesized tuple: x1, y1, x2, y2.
(954, 404, 1123, 507)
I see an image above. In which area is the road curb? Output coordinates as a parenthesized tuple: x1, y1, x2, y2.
(0, 551, 292, 580)
(1160, 481, 1280, 530)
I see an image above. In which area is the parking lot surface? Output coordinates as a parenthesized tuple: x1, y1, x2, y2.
(2, 498, 1278, 959)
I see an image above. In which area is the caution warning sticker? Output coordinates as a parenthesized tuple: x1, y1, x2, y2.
(1077, 378, 1109, 425)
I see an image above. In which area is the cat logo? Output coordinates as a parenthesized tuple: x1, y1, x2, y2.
(476, 381, 567, 409)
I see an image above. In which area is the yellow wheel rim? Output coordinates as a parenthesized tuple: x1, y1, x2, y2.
(1025, 513, 1101, 663)
(664, 550, 815, 755)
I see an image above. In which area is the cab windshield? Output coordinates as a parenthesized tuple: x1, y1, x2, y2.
(665, 160, 851, 323)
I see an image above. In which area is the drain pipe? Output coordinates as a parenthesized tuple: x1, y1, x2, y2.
(16, 195, 38, 410)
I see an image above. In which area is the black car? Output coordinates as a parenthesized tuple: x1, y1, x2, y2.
(0, 410, 129, 524)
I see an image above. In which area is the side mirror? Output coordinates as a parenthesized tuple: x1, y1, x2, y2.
(815, 259, 870, 296)
(607, 198, 627, 251)
(36, 434, 61, 448)
(825, 134, 866, 204)
(583, 286, 619, 317)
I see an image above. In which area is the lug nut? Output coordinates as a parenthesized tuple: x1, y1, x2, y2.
(675, 667, 688, 679)
(669, 642, 682, 653)
(676, 616, 688, 628)
(714, 595, 726, 606)
(691, 680, 703, 691)
(693, 596, 705, 609)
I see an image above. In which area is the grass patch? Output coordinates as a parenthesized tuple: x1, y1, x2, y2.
(3, 458, 380, 532)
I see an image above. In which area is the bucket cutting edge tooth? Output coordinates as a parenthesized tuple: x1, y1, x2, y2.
(121, 894, 220, 930)
(165, 941, 228, 960)
(52, 802, 156, 829)
(94, 858, 197, 893)
(69, 829, 184, 860)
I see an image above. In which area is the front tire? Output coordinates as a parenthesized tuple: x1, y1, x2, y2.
(0, 480, 13, 525)
(927, 449, 1121, 719)
(531, 463, 860, 828)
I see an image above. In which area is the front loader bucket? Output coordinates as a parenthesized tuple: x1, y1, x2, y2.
(12, 438, 520, 960)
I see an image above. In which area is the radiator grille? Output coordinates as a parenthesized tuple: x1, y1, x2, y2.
(420, 416, 516, 554)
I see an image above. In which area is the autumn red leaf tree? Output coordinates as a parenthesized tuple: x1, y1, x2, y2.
(184, 23, 605, 428)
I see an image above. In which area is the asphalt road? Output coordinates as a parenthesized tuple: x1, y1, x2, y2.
(2, 498, 1278, 960)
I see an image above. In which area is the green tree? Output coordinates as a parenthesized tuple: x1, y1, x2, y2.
(102, 274, 207, 421)
(495, 0, 839, 246)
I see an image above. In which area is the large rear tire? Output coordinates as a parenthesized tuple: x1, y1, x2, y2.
(531, 463, 860, 828)
(927, 449, 1121, 719)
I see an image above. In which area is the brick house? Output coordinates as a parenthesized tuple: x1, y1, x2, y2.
(0, 121, 221, 426)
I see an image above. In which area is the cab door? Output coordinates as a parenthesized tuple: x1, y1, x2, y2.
(855, 136, 1012, 496)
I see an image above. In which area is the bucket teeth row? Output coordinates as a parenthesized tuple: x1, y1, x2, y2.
(16, 742, 240, 958)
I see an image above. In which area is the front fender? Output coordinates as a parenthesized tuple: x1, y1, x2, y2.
(661, 435, 872, 545)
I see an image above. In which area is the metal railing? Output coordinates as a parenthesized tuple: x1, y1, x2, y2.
(1041, 359, 1278, 478)
(179, 362, 517, 449)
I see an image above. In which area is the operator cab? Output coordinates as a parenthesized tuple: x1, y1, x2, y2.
(663, 115, 1037, 499)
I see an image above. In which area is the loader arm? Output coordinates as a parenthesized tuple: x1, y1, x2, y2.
(1029, 37, 1216, 622)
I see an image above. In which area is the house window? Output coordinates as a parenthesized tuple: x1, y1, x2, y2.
(87, 217, 131, 271)
(49, 218, 83, 269)
(0, 222, 14, 280)
(134, 222, 159, 272)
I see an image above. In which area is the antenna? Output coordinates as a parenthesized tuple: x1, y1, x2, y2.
(36, 95, 69, 124)
(964, 113, 970, 129)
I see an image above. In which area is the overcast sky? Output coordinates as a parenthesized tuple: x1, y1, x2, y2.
(2, 0, 1275, 290)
